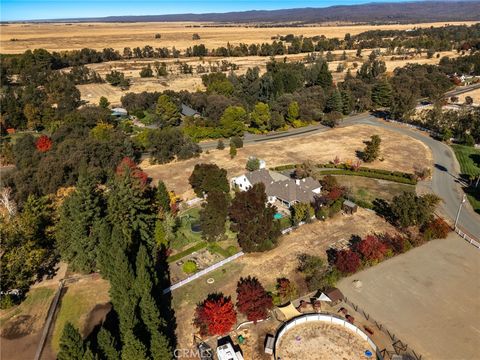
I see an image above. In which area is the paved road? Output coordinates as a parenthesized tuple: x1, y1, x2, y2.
(200, 112, 480, 237)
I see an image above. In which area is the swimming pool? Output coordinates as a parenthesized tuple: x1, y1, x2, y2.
(274, 213, 283, 220)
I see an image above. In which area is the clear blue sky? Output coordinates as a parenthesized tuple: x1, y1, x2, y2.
(1, 0, 410, 21)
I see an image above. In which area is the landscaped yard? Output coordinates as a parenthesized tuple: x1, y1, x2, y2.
(452, 144, 480, 213)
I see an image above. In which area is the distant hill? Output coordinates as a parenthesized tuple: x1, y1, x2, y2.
(28, 1, 480, 24)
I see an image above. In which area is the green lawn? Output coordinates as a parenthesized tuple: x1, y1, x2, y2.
(452, 144, 480, 213)
(171, 207, 203, 250)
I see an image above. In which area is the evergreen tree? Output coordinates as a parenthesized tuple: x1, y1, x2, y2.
(97, 328, 119, 360)
(58, 322, 85, 360)
(200, 190, 229, 241)
(155, 180, 171, 213)
(189, 163, 229, 197)
(371, 80, 393, 108)
(156, 94, 180, 127)
(325, 90, 343, 113)
(363, 135, 381, 162)
(56, 173, 105, 273)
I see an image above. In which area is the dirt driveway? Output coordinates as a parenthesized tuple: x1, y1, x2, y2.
(143, 124, 432, 200)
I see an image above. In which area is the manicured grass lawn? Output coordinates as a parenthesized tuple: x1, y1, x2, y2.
(322, 175, 415, 208)
(171, 207, 203, 250)
(451, 144, 480, 213)
(51, 278, 110, 352)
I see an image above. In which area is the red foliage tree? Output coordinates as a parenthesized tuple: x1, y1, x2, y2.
(358, 235, 388, 262)
(35, 135, 53, 152)
(236, 276, 273, 322)
(194, 293, 236, 336)
(379, 233, 406, 255)
(335, 249, 361, 274)
(326, 186, 344, 202)
(115, 157, 148, 186)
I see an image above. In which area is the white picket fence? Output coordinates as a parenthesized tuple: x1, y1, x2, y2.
(163, 251, 244, 294)
(455, 227, 480, 249)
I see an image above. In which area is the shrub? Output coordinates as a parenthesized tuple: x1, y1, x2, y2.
(0, 293, 17, 309)
(422, 217, 450, 240)
(335, 249, 361, 274)
(216, 140, 225, 150)
(230, 136, 243, 148)
(182, 260, 197, 274)
(36, 135, 53, 152)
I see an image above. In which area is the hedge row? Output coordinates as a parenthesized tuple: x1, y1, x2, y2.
(167, 241, 208, 263)
(319, 169, 417, 184)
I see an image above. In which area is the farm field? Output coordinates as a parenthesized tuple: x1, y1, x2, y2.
(338, 233, 480, 360)
(142, 124, 433, 200)
(1, 21, 477, 54)
(172, 207, 397, 349)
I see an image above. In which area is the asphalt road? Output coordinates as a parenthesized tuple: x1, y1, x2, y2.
(202, 112, 479, 237)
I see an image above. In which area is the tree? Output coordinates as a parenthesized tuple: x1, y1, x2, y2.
(96, 328, 118, 360)
(357, 235, 388, 263)
(236, 276, 273, 322)
(230, 143, 237, 159)
(220, 106, 246, 137)
(335, 249, 361, 274)
(156, 94, 180, 127)
(291, 202, 314, 225)
(230, 136, 243, 148)
(200, 190, 229, 241)
(189, 163, 229, 197)
(35, 135, 52, 152)
(286, 101, 299, 124)
(465, 96, 474, 105)
(139, 65, 154, 78)
(275, 278, 297, 303)
(250, 102, 271, 132)
(229, 183, 280, 252)
(105, 70, 130, 88)
(371, 80, 393, 108)
(390, 192, 440, 228)
(56, 173, 105, 273)
(362, 135, 381, 162)
(155, 180, 171, 213)
(194, 293, 237, 336)
(246, 157, 260, 171)
(99, 96, 110, 109)
(216, 139, 225, 150)
(58, 322, 85, 360)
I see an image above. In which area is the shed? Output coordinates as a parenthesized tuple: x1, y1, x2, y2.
(342, 199, 358, 215)
(316, 288, 344, 305)
(197, 342, 214, 360)
(264, 334, 274, 355)
(111, 107, 128, 118)
(181, 104, 200, 117)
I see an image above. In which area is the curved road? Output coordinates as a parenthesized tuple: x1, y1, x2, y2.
(201, 113, 480, 237)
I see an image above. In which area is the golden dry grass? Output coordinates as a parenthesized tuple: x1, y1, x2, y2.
(1, 21, 478, 54)
(142, 124, 433, 200)
(457, 87, 480, 104)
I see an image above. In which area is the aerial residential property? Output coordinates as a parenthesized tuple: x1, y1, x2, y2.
(1, 1, 479, 360)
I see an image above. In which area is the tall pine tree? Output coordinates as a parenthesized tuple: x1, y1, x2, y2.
(58, 322, 85, 360)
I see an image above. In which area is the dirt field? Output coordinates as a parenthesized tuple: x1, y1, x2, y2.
(142, 124, 433, 200)
(1, 21, 477, 54)
(277, 322, 374, 360)
(456, 87, 480, 105)
(0, 287, 57, 360)
(172, 208, 397, 348)
(338, 233, 480, 360)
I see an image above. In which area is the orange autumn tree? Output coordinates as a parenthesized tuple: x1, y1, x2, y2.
(35, 135, 53, 152)
(194, 293, 237, 336)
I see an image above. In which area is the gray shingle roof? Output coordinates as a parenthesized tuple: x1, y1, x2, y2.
(181, 104, 199, 117)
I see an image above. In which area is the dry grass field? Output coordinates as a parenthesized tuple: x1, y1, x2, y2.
(1, 21, 477, 54)
(142, 124, 433, 200)
(457, 87, 480, 104)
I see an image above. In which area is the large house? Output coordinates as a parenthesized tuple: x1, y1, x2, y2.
(231, 168, 321, 208)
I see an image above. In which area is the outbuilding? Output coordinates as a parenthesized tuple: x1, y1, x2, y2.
(342, 200, 358, 215)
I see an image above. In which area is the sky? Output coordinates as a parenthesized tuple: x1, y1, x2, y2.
(1, 0, 411, 21)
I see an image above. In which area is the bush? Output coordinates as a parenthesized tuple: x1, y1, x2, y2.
(0, 293, 17, 309)
(216, 140, 225, 150)
(226, 245, 238, 256)
(230, 136, 243, 148)
(182, 260, 198, 274)
(422, 217, 450, 240)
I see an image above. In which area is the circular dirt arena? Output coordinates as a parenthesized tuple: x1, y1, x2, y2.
(276, 321, 374, 360)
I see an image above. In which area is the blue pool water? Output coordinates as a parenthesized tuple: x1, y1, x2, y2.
(274, 213, 283, 220)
